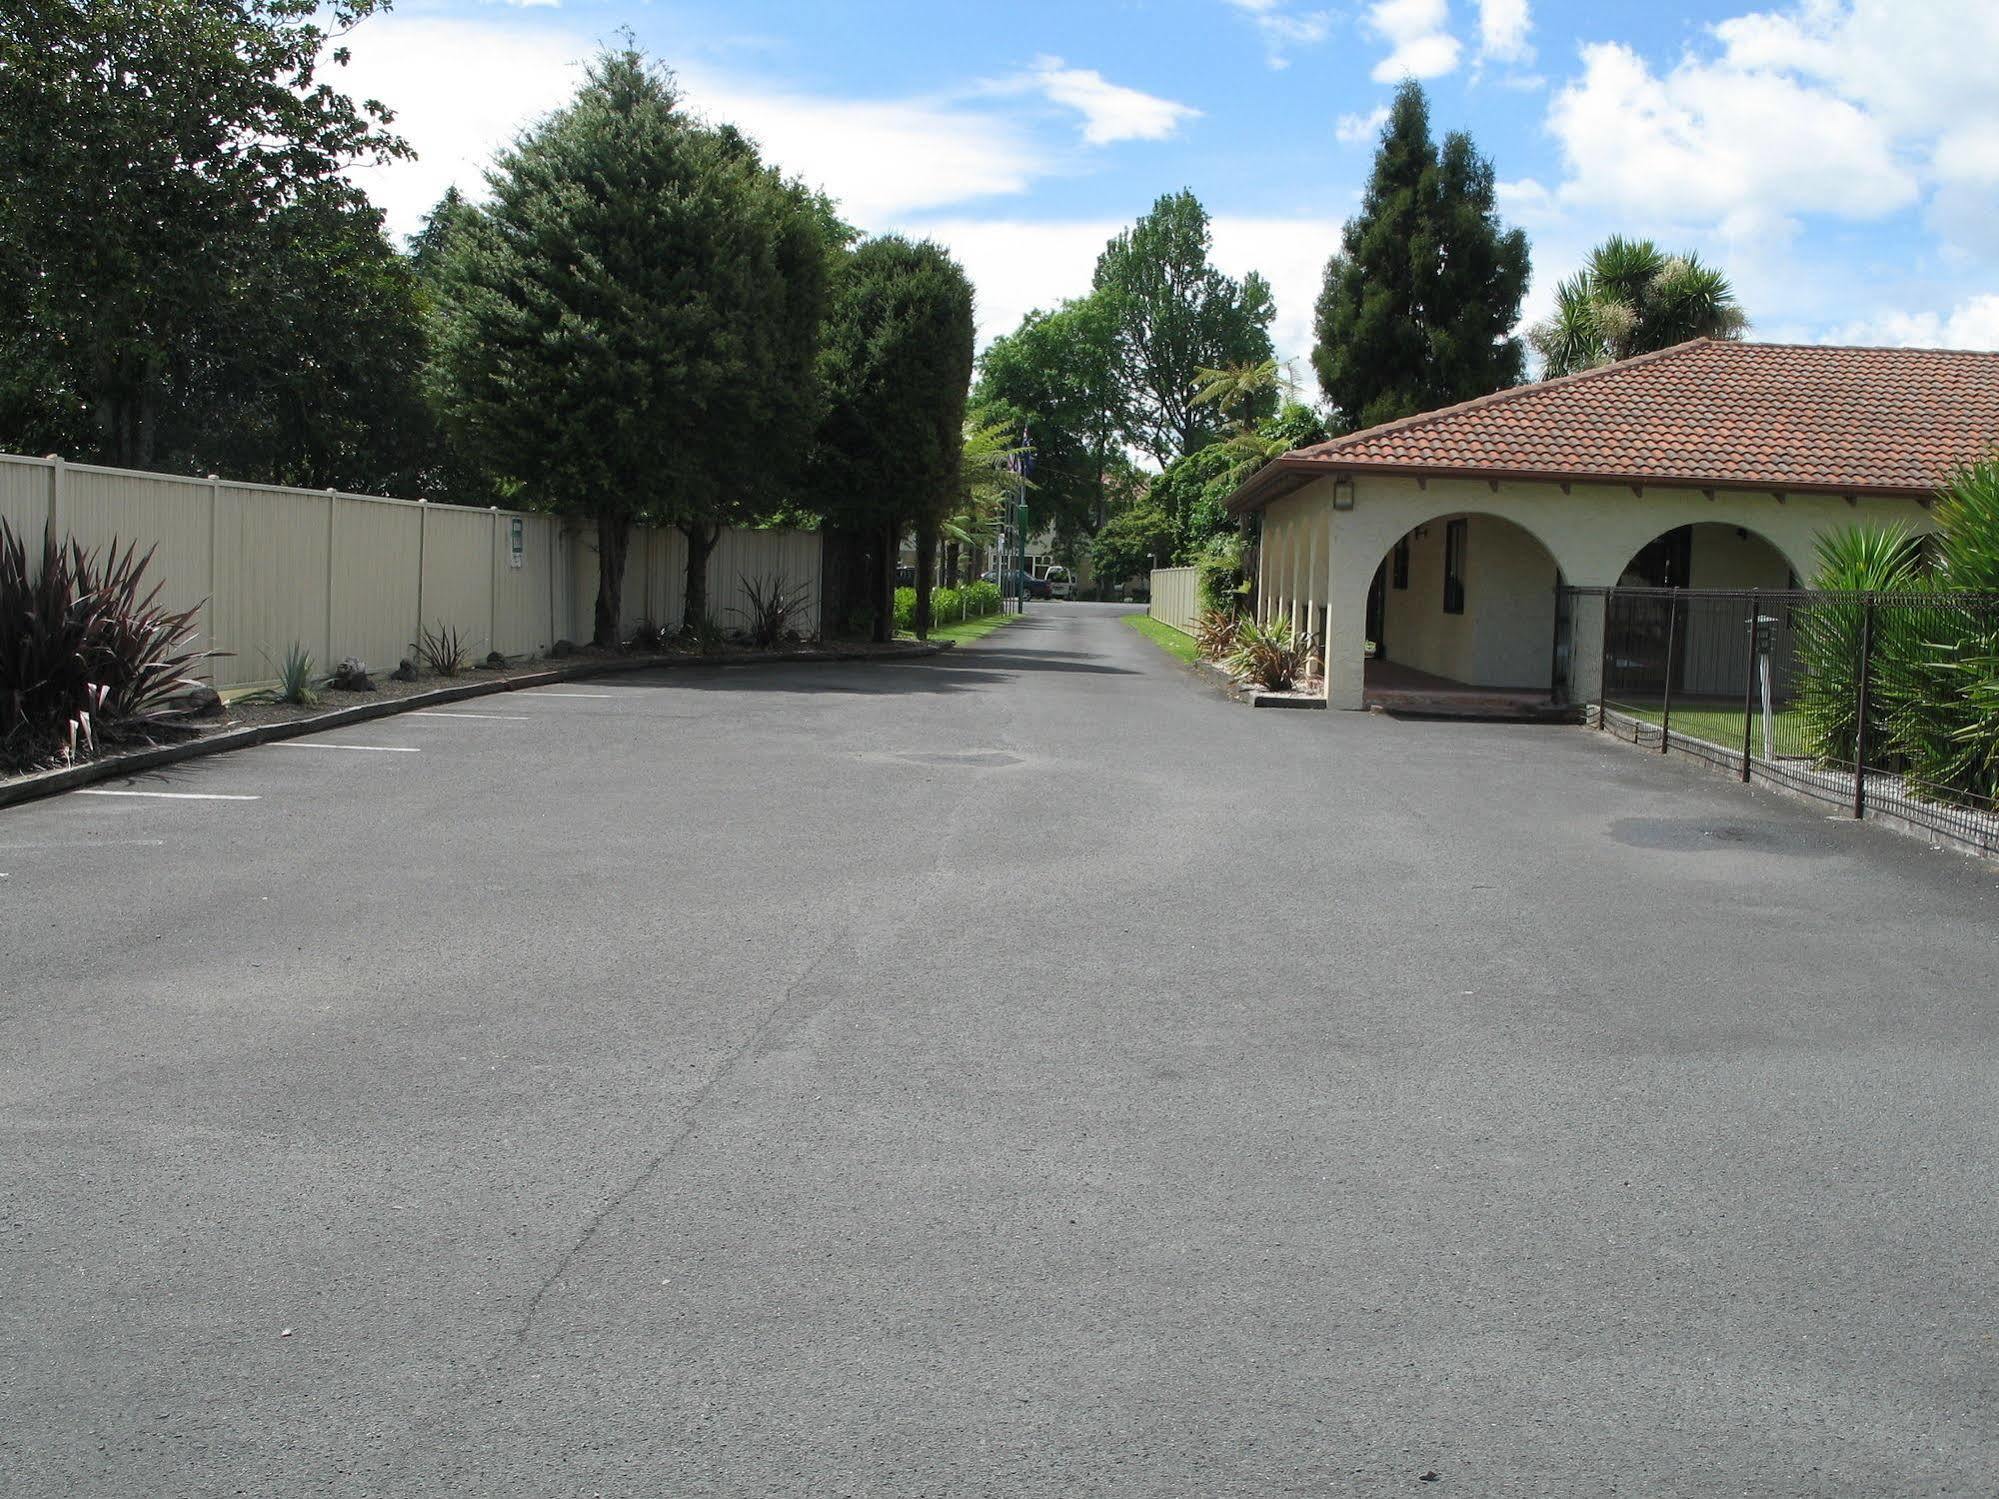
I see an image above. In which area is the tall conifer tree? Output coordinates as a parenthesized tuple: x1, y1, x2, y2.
(430, 50, 828, 643)
(810, 237, 976, 640)
(1311, 81, 1530, 432)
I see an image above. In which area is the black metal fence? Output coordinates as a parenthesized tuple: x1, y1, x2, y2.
(1565, 586, 1999, 857)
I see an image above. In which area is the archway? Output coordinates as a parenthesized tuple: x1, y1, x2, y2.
(1359, 511, 1566, 705)
(1615, 521, 1798, 591)
(1602, 521, 1799, 717)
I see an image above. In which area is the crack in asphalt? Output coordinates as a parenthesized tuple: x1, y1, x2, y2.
(503, 686, 1006, 1350)
(506, 928, 849, 1346)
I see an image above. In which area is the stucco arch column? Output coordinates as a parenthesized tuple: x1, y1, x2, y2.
(1321, 517, 1378, 709)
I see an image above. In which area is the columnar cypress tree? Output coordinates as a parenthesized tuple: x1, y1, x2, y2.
(430, 50, 827, 644)
(1311, 81, 1530, 432)
(810, 237, 976, 640)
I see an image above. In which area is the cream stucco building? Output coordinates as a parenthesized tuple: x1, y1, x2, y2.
(1224, 340, 1997, 709)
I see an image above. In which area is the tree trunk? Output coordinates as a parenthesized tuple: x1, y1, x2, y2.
(820, 527, 870, 639)
(944, 541, 960, 589)
(914, 523, 937, 639)
(593, 510, 631, 647)
(679, 520, 719, 632)
(873, 519, 896, 643)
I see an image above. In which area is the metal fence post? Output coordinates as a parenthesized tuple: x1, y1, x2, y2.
(47, 453, 63, 536)
(490, 507, 501, 655)
(1659, 590, 1679, 753)
(1597, 587, 1616, 730)
(414, 501, 427, 655)
(1740, 590, 1758, 782)
(1852, 593, 1875, 820)
(207, 475, 221, 688)
(325, 491, 338, 668)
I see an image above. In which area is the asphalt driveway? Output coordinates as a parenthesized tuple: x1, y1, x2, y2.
(3, 601, 1995, 1497)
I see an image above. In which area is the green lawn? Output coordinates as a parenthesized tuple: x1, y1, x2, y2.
(1620, 700, 1806, 753)
(905, 608, 1021, 645)
(1125, 612, 1200, 664)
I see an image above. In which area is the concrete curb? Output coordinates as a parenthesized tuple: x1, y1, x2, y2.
(0, 640, 949, 812)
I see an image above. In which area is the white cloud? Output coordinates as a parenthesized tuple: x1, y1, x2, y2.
(689, 76, 1045, 225)
(1475, 0, 1533, 64)
(337, 17, 589, 241)
(1336, 107, 1389, 145)
(1831, 295, 1999, 352)
(1512, 3, 1999, 353)
(904, 218, 1120, 351)
(1710, 0, 1999, 256)
(339, 16, 1075, 240)
(1020, 57, 1200, 146)
(1545, 40, 1914, 227)
(1366, 0, 1462, 82)
(1223, 0, 1337, 68)
(1208, 216, 1344, 379)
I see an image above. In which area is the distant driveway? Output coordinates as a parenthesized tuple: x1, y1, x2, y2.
(4, 601, 1994, 1496)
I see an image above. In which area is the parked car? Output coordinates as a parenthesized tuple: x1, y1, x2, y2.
(980, 568, 1051, 599)
(1044, 565, 1076, 600)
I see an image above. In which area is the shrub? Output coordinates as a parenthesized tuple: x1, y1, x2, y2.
(892, 586, 916, 633)
(676, 614, 727, 654)
(1226, 613, 1312, 691)
(1887, 462, 1999, 803)
(1796, 525, 1922, 767)
(931, 585, 962, 625)
(413, 622, 469, 676)
(1, 519, 211, 770)
(962, 579, 1000, 617)
(244, 643, 320, 707)
(627, 618, 667, 651)
(733, 573, 812, 647)
(1193, 607, 1243, 662)
(1797, 466, 1999, 807)
(1194, 532, 1250, 616)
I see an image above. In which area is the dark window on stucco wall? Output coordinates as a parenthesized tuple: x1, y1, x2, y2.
(1443, 519, 1467, 615)
(1392, 534, 1410, 589)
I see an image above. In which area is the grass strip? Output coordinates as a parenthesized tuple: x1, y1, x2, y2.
(1125, 612, 1200, 664)
(905, 609, 1022, 645)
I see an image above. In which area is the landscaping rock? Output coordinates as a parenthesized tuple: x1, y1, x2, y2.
(483, 650, 508, 669)
(182, 685, 225, 719)
(329, 657, 376, 692)
(390, 658, 418, 682)
(550, 639, 576, 658)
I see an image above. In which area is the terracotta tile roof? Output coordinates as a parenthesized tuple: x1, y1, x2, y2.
(1232, 339, 1999, 509)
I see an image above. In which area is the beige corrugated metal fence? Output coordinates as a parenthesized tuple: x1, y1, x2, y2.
(1147, 566, 1199, 635)
(0, 452, 824, 690)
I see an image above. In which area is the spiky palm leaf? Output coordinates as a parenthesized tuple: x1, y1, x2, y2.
(1529, 237, 1747, 377)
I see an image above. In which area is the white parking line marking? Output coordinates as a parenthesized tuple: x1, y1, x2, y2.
(270, 742, 421, 753)
(410, 710, 530, 721)
(516, 691, 622, 699)
(0, 839, 166, 850)
(75, 789, 259, 801)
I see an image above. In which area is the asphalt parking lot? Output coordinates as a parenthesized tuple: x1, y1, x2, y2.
(3, 602, 1996, 1496)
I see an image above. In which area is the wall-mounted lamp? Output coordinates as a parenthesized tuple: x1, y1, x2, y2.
(1331, 476, 1356, 511)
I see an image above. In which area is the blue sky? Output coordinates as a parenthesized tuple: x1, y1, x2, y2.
(340, 0, 1999, 375)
